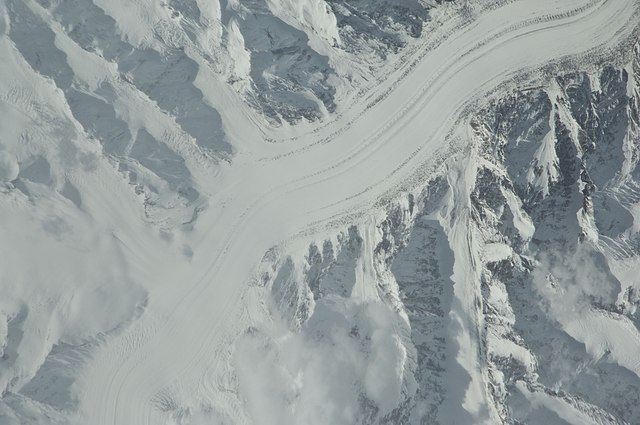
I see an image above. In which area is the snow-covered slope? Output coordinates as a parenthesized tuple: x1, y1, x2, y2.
(0, 0, 639, 424)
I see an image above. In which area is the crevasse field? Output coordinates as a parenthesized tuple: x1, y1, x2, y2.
(1, 0, 640, 424)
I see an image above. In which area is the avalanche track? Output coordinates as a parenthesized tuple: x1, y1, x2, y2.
(57, 0, 639, 424)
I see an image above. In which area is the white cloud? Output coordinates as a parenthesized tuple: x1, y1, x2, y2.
(532, 243, 619, 321)
(233, 297, 414, 425)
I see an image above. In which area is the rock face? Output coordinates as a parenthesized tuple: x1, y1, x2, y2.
(249, 43, 640, 424)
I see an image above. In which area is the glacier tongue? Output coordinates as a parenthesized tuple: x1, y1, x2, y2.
(0, 0, 639, 424)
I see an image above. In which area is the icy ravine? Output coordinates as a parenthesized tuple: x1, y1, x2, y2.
(0, 0, 638, 424)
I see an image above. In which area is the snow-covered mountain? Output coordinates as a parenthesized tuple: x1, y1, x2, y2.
(244, 47, 640, 425)
(0, 0, 639, 424)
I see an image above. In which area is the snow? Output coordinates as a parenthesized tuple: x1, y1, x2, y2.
(527, 101, 560, 197)
(483, 242, 513, 263)
(0, 0, 639, 423)
(0, 151, 18, 182)
(513, 381, 607, 425)
(351, 217, 380, 302)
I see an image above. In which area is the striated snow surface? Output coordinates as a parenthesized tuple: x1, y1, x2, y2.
(1, 0, 639, 424)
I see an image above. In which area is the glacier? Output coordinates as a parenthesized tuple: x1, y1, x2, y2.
(0, 0, 639, 424)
